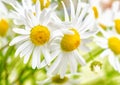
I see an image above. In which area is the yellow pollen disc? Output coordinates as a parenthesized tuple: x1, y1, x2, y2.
(61, 29, 80, 52)
(114, 19, 120, 34)
(32, 0, 36, 4)
(108, 37, 120, 54)
(99, 23, 107, 29)
(52, 75, 68, 84)
(33, 12, 36, 16)
(92, 6, 99, 19)
(90, 61, 102, 72)
(30, 25, 50, 46)
(32, 0, 50, 10)
(0, 19, 9, 36)
(40, 0, 50, 9)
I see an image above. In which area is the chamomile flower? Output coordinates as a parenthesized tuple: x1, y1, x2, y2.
(3, 0, 35, 25)
(39, 0, 97, 78)
(113, 1, 120, 34)
(9, 0, 57, 69)
(90, 61, 102, 73)
(0, 1, 9, 37)
(89, 0, 107, 29)
(0, 1, 10, 50)
(38, 74, 81, 85)
(89, 0, 120, 29)
(94, 28, 120, 72)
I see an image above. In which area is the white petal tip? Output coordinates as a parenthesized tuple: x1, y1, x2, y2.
(32, 66, 36, 69)
(9, 43, 13, 46)
(81, 61, 86, 66)
(60, 75, 65, 79)
(24, 59, 28, 64)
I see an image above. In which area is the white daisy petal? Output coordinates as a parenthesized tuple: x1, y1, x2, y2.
(0, 1, 8, 14)
(43, 11, 53, 25)
(47, 55, 63, 75)
(37, 54, 41, 68)
(39, 9, 47, 24)
(80, 24, 98, 38)
(62, 29, 74, 35)
(77, 5, 89, 26)
(51, 13, 62, 24)
(42, 47, 51, 65)
(115, 57, 120, 72)
(35, 0, 41, 17)
(32, 47, 41, 69)
(99, 28, 110, 38)
(79, 14, 93, 33)
(39, 49, 60, 68)
(61, 1, 69, 22)
(15, 41, 31, 57)
(13, 28, 30, 34)
(24, 44, 34, 64)
(59, 56, 67, 79)
(79, 42, 90, 52)
(36, 48, 41, 68)
(69, 0, 75, 20)
(94, 36, 107, 42)
(22, 0, 28, 9)
(51, 50, 60, 59)
(50, 30, 63, 41)
(94, 36, 108, 48)
(24, 10, 34, 27)
(74, 50, 86, 65)
(76, 0, 81, 17)
(99, 49, 110, 58)
(108, 54, 118, 71)
(20, 43, 33, 58)
(69, 56, 77, 73)
(9, 36, 29, 46)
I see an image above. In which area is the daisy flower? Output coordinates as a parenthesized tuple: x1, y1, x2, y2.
(89, 0, 120, 29)
(89, 0, 107, 29)
(3, 0, 51, 25)
(90, 61, 102, 73)
(0, 1, 9, 37)
(94, 27, 120, 72)
(94, 1, 120, 72)
(3, 0, 35, 25)
(0, 1, 10, 50)
(9, 0, 57, 69)
(39, 0, 97, 78)
(38, 74, 81, 85)
(113, 1, 120, 34)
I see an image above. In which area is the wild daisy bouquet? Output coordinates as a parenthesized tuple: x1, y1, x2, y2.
(0, 0, 120, 85)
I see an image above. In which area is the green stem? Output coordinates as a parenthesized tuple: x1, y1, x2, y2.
(0, 43, 9, 51)
(84, 46, 104, 62)
(0, 46, 14, 84)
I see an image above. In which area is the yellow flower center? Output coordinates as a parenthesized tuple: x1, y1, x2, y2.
(0, 19, 9, 36)
(32, 0, 36, 4)
(30, 25, 50, 45)
(108, 37, 120, 54)
(99, 23, 107, 29)
(90, 61, 102, 72)
(32, 0, 50, 10)
(40, 0, 50, 9)
(61, 29, 80, 52)
(92, 6, 99, 19)
(114, 19, 120, 34)
(52, 75, 68, 84)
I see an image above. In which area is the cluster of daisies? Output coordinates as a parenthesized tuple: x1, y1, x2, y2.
(0, 0, 120, 78)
